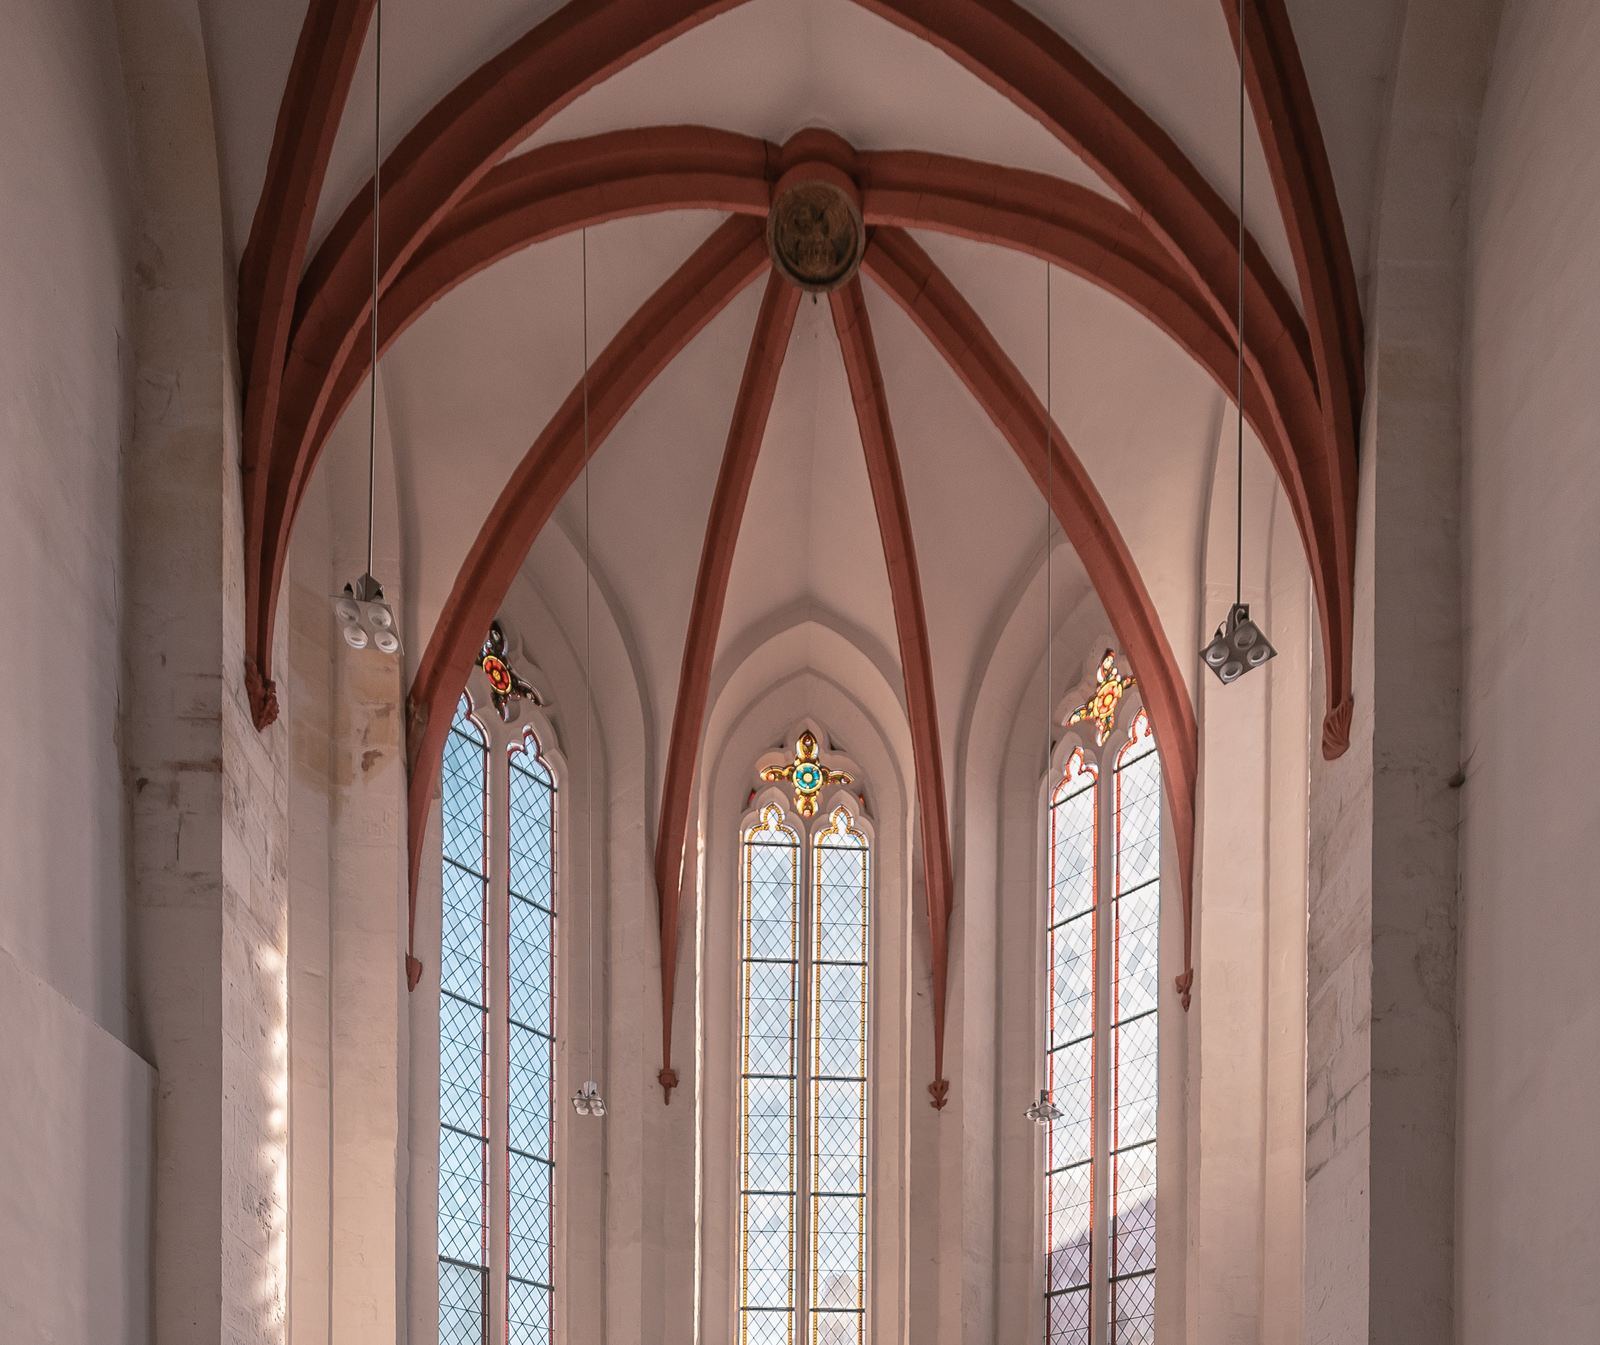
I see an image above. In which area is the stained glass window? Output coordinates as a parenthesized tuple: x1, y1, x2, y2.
(809, 807, 869, 1345)
(437, 692, 562, 1345)
(738, 799, 871, 1345)
(1045, 750, 1098, 1345)
(439, 695, 490, 1345)
(1110, 712, 1158, 1345)
(508, 729, 557, 1345)
(1043, 700, 1161, 1345)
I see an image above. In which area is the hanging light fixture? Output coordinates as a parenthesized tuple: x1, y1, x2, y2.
(335, 0, 402, 657)
(1025, 1088, 1063, 1128)
(570, 227, 606, 1123)
(571, 1079, 607, 1118)
(1201, 0, 1275, 685)
(1026, 261, 1064, 1131)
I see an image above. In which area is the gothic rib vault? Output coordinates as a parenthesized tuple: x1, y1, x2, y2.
(232, 0, 1365, 1106)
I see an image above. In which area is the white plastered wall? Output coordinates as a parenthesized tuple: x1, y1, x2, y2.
(1460, 0, 1600, 1335)
(0, 2, 148, 1340)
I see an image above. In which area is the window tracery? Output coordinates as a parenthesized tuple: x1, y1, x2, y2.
(435, 688, 561, 1345)
(738, 789, 871, 1345)
(1044, 684, 1162, 1345)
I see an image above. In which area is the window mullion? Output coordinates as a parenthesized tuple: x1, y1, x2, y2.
(1091, 753, 1116, 1345)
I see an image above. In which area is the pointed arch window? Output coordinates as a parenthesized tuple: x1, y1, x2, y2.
(1044, 704, 1162, 1345)
(436, 693, 560, 1345)
(738, 800, 870, 1345)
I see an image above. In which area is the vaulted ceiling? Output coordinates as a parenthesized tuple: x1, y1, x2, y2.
(216, 0, 1400, 1099)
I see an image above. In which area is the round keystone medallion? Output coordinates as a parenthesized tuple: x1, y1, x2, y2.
(483, 655, 512, 694)
(767, 179, 865, 293)
(795, 762, 824, 792)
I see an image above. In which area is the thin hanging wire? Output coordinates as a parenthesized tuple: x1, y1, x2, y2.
(1043, 264, 1054, 787)
(366, 0, 382, 580)
(1040, 260, 1055, 1102)
(580, 228, 597, 1083)
(1234, 0, 1247, 607)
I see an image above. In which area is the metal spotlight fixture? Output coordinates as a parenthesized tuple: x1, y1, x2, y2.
(1201, 602, 1275, 685)
(1023, 1089, 1063, 1128)
(335, 573, 402, 654)
(571, 1079, 607, 1119)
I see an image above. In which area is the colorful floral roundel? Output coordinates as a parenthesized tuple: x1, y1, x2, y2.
(476, 622, 543, 722)
(760, 730, 853, 817)
(482, 654, 513, 696)
(1067, 650, 1137, 745)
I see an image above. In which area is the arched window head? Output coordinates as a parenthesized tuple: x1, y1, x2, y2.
(738, 795, 872, 1345)
(1043, 701, 1162, 1345)
(435, 694, 561, 1345)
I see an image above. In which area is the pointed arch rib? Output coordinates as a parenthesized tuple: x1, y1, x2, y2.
(828, 278, 956, 1109)
(863, 228, 1200, 1004)
(295, 127, 776, 527)
(855, 0, 1353, 752)
(246, 0, 752, 717)
(402, 217, 769, 987)
(1227, 0, 1364, 755)
(237, 0, 376, 725)
(653, 273, 799, 1102)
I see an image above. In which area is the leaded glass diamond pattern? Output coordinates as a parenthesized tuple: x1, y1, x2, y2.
(508, 1151, 553, 1286)
(439, 994, 486, 1134)
(509, 897, 554, 1037)
(1111, 1271, 1155, 1345)
(439, 1259, 488, 1345)
(1112, 1011, 1158, 1149)
(439, 698, 489, 1345)
(438, 1126, 487, 1265)
(740, 809, 800, 1344)
(1115, 736, 1159, 897)
(1048, 1285, 1091, 1345)
(1042, 709, 1163, 1344)
(509, 1277, 552, 1345)
(744, 1077, 796, 1194)
(506, 729, 558, 1345)
(1051, 764, 1096, 925)
(741, 1307, 794, 1345)
(739, 802, 870, 1343)
(1115, 881, 1160, 1024)
(1111, 1143, 1156, 1279)
(1047, 1159, 1093, 1290)
(1050, 910, 1094, 1050)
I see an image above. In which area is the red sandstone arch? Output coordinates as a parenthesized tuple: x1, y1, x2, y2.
(237, 0, 375, 722)
(235, 0, 1371, 1104)
(401, 216, 769, 986)
(830, 278, 957, 1107)
(266, 128, 1330, 751)
(652, 273, 801, 1102)
(1228, 0, 1365, 759)
(242, 0, 1358, 754)
(852, 0, 1352, 751)
(244, 0, 753, 725)
(862, 228, 1200, 1004)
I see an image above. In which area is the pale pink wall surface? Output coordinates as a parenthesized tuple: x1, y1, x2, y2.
(0, 5, 150, 1343)
(0, 0, 133, 1038)
(1462, 0, 1600, 1336)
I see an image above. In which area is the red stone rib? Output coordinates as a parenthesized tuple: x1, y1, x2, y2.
(237, 0, 376, 726)
(856, 0, 1351, 753)
(829, 278, 957, 1107)
(653, 273, 800, 1101)
(247, 0, 752, 718)
(864, 228, 1200, 1003)
(402, 217, 769, 987)
(1226, 0, 1364, 752)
